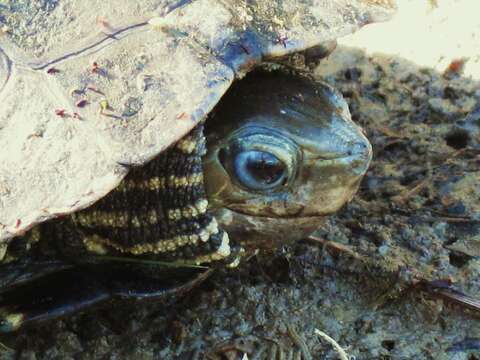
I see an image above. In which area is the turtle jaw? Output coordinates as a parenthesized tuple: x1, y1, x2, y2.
(210, 208, 327, 253)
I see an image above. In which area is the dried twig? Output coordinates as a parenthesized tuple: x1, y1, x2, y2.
(391, 177, 432, 203)
(315, 329, 349, 360)
(307, 235, 366, 261)
(420, 281, 480, 313)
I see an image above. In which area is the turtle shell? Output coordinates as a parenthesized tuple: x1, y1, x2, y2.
(0, 0, 396, 241)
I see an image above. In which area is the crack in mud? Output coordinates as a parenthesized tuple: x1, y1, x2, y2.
(167, 0, 196, 13)
(31, 22, 148, 71)
(28, 0, 198, 71)
(0, 47, 12, 95)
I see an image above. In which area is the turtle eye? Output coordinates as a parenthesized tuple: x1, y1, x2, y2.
(214, 127, 299, 194)
(233, 150, 287, 191)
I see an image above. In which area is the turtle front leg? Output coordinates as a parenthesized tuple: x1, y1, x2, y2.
(0, 262, 211, 332)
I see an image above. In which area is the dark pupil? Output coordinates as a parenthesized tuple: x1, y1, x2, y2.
(245, 151, 284, 184)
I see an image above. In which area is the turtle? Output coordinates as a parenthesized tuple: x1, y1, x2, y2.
(0, 0, 396, 332)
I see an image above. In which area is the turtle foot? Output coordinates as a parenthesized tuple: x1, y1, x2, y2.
(0, 263, 211, 332)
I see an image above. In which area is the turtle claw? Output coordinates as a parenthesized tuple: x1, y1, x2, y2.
(0, 264, 211, 332)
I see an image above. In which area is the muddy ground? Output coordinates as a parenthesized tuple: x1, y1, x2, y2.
(1, 3, 480, 360)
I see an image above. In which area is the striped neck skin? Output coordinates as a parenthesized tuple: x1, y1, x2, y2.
(17, 124, 233, 268)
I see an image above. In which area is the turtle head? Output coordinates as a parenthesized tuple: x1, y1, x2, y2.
(203, 71, 372, 252)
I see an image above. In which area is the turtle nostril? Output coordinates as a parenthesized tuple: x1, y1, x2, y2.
(349, 140, 372, 175)
(350, 141, 370, 156)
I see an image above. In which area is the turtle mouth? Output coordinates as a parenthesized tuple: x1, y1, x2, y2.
(223, 206, 325, 220)
(210, 206, 327, 250)
(305, 139, 373, 176)
(320, 151, 372, 176)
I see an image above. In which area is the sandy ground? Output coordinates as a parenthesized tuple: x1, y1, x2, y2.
(1, 0, 480, 359)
